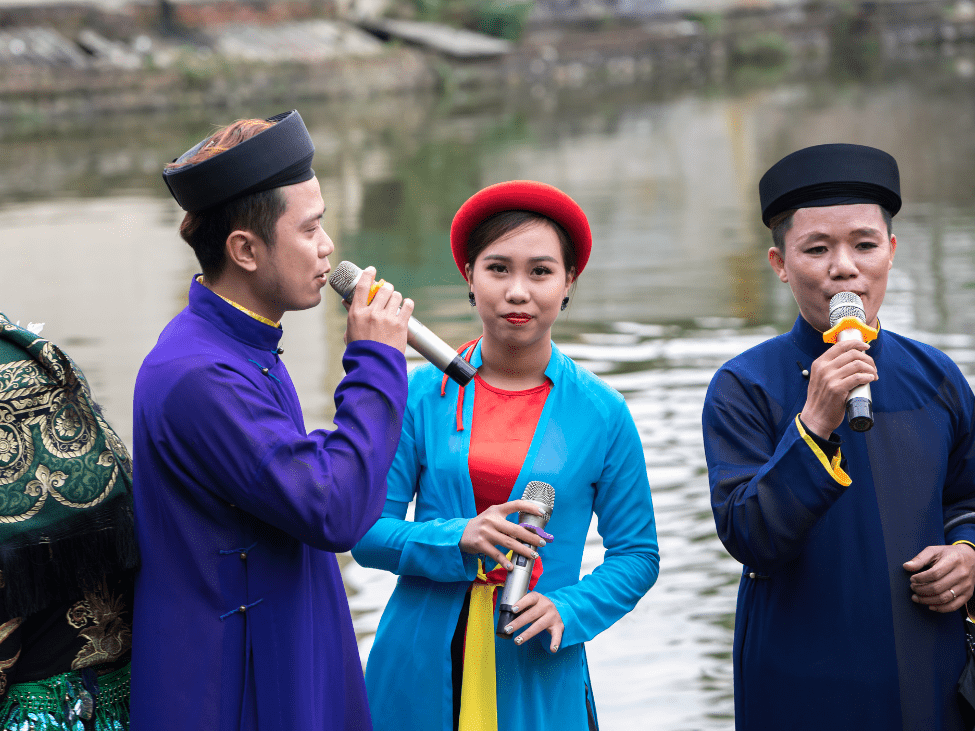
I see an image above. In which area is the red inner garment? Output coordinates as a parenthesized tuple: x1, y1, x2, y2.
(468, 374, 551, 515)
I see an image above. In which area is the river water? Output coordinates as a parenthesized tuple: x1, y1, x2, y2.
(3, 56, 975, 728)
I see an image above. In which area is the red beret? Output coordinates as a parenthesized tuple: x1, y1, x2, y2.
(450, 180, 592, 281)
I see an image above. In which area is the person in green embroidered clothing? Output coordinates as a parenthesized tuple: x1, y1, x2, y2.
(0, 314, 137, 730)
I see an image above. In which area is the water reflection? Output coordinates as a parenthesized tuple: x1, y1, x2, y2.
(2, 62, 975, 729)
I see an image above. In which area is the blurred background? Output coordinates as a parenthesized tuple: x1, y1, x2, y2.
(3, 0, 975, 727)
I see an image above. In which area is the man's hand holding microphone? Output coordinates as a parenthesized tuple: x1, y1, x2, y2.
(801, 292, 878, 440)
(341, 265, 414, 354)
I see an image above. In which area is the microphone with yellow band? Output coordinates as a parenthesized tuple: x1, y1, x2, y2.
(825, 292, 877, 432)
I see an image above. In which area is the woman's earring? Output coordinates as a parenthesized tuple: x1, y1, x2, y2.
(561, 297, 569, 311)
(469, 292, 476, 307)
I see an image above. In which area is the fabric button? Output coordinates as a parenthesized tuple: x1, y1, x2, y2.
(239, 605, 247, 614)
(801, 369, 810, 378)
(240, 552, 247, 560)
(261, 367, 269, 376)
(276, 347, 284, 354)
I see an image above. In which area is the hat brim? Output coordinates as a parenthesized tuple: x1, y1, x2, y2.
(450, 180, 592, 281)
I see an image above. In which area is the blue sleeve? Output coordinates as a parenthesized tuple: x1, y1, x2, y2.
(546, 404, 660, 648)
(940, 368, 975, 547)
(159, 341, 406, 552)
(352, 386, 478, 583)
(703, 366, 852, 572)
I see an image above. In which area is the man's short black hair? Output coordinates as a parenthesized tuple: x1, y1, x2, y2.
(177, 188, 286, 281)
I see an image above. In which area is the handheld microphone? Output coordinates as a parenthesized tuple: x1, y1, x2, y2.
(328, 261, 476, 386)
(828, 292, 874, 432)
(496, 480, 555, 637)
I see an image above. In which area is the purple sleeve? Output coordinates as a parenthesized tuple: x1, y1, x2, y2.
(160, 341, 407, 552)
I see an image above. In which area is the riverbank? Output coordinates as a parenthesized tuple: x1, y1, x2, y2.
(1, 0, 974, 128)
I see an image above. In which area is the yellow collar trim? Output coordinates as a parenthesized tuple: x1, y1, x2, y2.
(196, 276, 280, 328)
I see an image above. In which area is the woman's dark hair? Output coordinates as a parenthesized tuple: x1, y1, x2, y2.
(465, 210, 576, 276)
(167, 118, 287, 281)
(177, 189, 286, 281)
(770, 206, 894, 256)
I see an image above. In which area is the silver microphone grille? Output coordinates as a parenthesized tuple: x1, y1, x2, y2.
(829, 292, 865, 327)
(522, 481, 555, 514)
(328, 261, 363, 300)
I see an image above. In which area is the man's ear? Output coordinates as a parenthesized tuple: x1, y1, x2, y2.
(226, 230, 262, 273)
(768, 247, 788, 283)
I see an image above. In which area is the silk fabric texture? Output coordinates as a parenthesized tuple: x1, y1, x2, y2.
(704, 316, 975, 730)
(131, 278, 408, 730)
(352, 340, 659, 731)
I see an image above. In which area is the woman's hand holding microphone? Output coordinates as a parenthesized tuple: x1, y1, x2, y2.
(459, 501, 564, 653)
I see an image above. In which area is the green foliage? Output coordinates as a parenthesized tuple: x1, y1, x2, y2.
(474, 1, 534, 41)
(828, 2, 883, 80)
(406, 0, 533, 41)
(730, 32, 791, 68)
(684, 10, 723, 36)
(413, 0, 446, 21)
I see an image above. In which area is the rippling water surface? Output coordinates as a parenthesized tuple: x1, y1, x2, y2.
(3, 58, 975, 728)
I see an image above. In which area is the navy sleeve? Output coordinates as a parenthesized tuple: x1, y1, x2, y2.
(798, 417, 842, 461)
(703, 366, 852, 572)
(940, 368, 975, 548)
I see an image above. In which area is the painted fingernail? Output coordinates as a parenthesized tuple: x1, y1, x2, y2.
(538, 539, 547, 547)
(531, 551, 539, 559)
(514, 636, 523, 645)
(506, 563, 514, 571)
(511, 606, 519, 612)
(552, 645, 559, 652)
(504, 625, 513, 634)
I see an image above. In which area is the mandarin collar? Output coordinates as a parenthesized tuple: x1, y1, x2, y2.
(468, 338, 565, 382)
(790, 314, 884, 360)
(187, 276, 284, 351)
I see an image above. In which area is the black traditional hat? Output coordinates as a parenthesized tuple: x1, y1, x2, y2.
(163, 110, 315, 212)
(759, 143, 901, 227)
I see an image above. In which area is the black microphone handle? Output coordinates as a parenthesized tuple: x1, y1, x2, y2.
(837, 328, 874, 432)
(847, 397, 873, 432)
